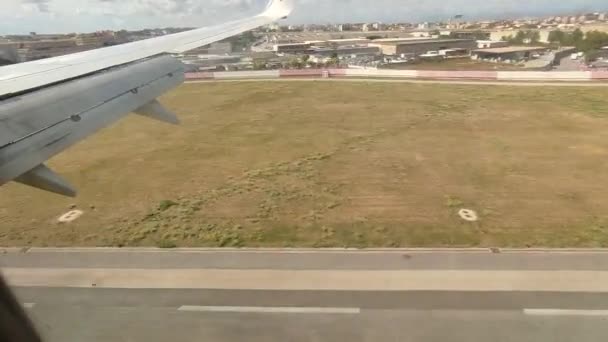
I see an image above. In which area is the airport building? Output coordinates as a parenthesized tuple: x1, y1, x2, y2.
(369, 39, 477, 56)
(325, 38, 370, 47)
(309, 45, 380, 57)
(472, 46, 547, 62)
(273, 42, 312, 54)
(476, 40, 509, 49)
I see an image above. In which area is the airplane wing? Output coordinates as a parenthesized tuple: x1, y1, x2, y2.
(0, 0, 293, 197)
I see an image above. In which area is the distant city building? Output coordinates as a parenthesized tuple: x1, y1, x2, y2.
(599, 13, 606, 21)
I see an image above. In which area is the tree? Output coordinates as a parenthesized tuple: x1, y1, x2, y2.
(548, 30, 566, 44)
(582, 30, 608, 51)
(327, 52, 340, 67)
(529, 31, 541, 44)
(288, 58, 303, 69)
(253, 61, 267, 70)
(572, 29, 584, 44)
(509, 30, 526, 44)
(505, 30, 540, 45)
(471, 30, 489, 40)
(585, 50, 603, 63)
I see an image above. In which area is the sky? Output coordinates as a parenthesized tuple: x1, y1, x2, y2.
(1, 0, 608, 34)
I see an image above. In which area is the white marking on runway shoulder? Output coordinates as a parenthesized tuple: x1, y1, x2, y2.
(524, 309, 608, 317)
(22, 303, 35, 309)
(178, 306, 360, 314)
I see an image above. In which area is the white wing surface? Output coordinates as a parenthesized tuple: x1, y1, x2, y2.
(0, 0, 293, 97)
(0, 0, 294, 196)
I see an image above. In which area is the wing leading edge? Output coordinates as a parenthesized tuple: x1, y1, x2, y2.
(0, 0, 294, 98)
(0, 0, 294, 196)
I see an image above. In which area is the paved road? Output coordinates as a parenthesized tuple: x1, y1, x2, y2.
(4, 248, 608, 342)
(554, 55, 585, 71)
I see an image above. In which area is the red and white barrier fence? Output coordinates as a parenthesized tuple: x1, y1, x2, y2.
(186, 69, 608, 82)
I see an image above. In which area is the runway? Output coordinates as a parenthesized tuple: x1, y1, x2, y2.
(3, 248, 608, 341)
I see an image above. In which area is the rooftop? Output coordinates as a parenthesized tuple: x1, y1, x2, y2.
(327, 38, 368, 42)
(473, 46, 547, 54)
(273, 42, 311, 46)
(371, 37, 430, 43)
(371, 39, 475, 46)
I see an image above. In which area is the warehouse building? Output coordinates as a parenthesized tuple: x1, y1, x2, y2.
(309, 45, 380, 57)
(369, 39, 477, 56)
(273, 42, 311, 54)
(472, 46, 547, 62)
(326, 38, 369, 47)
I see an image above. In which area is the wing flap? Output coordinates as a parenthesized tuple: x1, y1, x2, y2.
(134, 99, 179, 125)
(14, 164, 76, 197)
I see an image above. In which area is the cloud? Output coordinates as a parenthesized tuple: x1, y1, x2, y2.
(2, 0, 608, 34)
(21, 0, 51, 13)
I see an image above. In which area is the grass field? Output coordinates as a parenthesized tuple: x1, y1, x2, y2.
(2, 81, 608, 248)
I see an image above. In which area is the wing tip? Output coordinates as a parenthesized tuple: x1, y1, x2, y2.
(264, 0, 295, 19)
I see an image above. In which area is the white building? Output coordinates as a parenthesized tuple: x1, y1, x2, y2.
(411, 31, 431, 38)
(266, 23, 280, 31)
(477, 40, 508, 49)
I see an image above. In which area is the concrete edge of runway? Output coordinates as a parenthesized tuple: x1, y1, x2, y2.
(4, 247, 608, 254)
(185, 77, 608, 87)
(5, 268, 608, 292)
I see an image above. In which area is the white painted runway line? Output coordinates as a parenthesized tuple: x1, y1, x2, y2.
(22, 303, 35, 309)
(178, 306, 360, 314)
(524, 309, 608, 317)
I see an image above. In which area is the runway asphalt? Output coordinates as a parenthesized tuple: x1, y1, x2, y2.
(3, 248, 608, 342)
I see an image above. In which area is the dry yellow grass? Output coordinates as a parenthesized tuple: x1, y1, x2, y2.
(1, 81, 608, 247)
